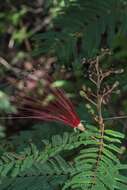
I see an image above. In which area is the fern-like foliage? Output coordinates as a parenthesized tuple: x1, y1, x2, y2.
(63, 125, 127, 190)
(0, 124, 127, 190)
(33, 0, 127, 69)
(0, 132, 83, 189)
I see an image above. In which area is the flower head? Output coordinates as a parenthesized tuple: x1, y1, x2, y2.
(14, 70, 85, 131)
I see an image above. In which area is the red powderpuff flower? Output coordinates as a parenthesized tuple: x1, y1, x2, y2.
(12, 70, 85, 131)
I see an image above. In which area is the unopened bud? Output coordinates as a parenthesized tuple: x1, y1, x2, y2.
(114, 69, 124, 74)
(113, 81, 119, 88)
(86, 104, 95, 115)
(82, 85, 87, 91)
(80, 90, 86, 97)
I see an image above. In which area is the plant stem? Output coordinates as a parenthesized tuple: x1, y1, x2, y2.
(92, 56, 105, 185)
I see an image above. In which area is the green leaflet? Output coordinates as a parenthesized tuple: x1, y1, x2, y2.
(102, 148, 120, 164)
(54, 155, 72, 173)
(98, 173, 114, 190)
(30, 144, 39, 159)
(104, 144, 122, 153)
(101, 156, 114, 167)
(1, 162, 14, 177)
(75, 152, 98, 162)
(115, 174, 127, 184)
(117, 164, 127, 170)
(80, 147, 98, 154)
(75, 163, 93, 172)
(21, 157, 33, 171)
(103, 135, 121, 143)
(91, 180, 107, 190)
(72, 171, 94, 179)
(2, 152, 16, 162)
(77, 158, 97, 165)
(63, 177, 92, 190)
(115, 181, 127, 190)
(104, 130, 125, 139)
(52, 134, 63, 146)
(83, 140, 99, 146)
(48, 159, 62, 174)
(62, 132, 70, 146)
(11, 164, 20, 177)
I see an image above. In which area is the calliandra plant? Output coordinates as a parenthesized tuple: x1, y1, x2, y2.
(10, 70, 85, 131)
(0, 54, 127, 190)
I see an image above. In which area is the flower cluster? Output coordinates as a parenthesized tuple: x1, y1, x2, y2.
(14, 70, 84, 131)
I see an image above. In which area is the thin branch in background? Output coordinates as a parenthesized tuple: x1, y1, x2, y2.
(0, 57, 11, 70)
(104, 115, 127, 121)
(0, 57, 35, 80)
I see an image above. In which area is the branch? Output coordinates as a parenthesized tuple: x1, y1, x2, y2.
(104, 115, 127, 121)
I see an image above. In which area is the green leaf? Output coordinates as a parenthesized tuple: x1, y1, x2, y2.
(21, 157, 34, 171)
(104, 144, 122, 153)
(115, 181, 127, 190)
(116, 174, 127, 184)
(98, 173, 114, 190)
(80, 147, 98, 154)
(105, 130, 125, 139)
(75, 152, 97, 162)
(1, 162, 14, 176)
(103, 148, 120, 164)
(104, 135, 121, 143)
